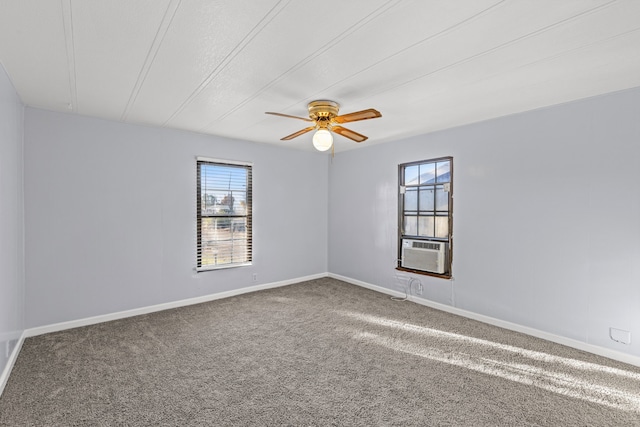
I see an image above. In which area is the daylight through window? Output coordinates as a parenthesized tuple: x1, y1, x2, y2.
(398, 157, 452, 276)
(197, 158, 252, 270)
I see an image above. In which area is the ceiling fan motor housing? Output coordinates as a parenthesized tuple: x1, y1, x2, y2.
(308, 100, 340, 127)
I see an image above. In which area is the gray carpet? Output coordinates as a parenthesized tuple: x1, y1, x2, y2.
(2, 277, 640, 426)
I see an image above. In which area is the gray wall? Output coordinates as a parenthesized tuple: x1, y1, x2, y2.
(24, 108, 328, 328)
(17, 84, 640, 361)
(0, 64, 24, 373)
(329, 87, 640, 358)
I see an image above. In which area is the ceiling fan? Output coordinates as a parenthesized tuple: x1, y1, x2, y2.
(265, 100, 382, 151)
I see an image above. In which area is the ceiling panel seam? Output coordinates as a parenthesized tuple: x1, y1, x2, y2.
(121, 0, 182, 122)
(162, 0, 291, 128)
(359, 0, 619, 103)
(278, 0, 507, 117)
(206, 0, 404, 129)
(505, 26, 640, 83)
(61, 0, 77, 113)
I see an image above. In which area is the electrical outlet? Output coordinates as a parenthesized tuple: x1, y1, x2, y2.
(610, 327, 631, 344)
(252, 273, 257, 282)
(416, 283, 423, 295)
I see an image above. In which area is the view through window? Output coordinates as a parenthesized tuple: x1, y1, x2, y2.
(197, 158, 252, 270)
(398, 157, 452, 276)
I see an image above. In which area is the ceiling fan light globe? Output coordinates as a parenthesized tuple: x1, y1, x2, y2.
(312, 129, 333, 151)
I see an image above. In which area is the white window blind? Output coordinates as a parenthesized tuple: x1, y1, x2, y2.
(197, 158, 252, 271)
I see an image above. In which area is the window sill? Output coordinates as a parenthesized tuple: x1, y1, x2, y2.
(196, 262, 252, 273)
(395, 266, 452, 280)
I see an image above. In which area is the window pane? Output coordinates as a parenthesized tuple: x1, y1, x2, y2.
(200, 164, 247, 214)
(404, 165, 419, 186)
(435, 216, 449, 238)
(404, 216, 417, 236)
(419, 187, 434, 211)
(419, 163, 436, 185)
(418, 216, 435, 237)
(436, 161, 450, 183)
(435, 185, 448, 211)
(404, 188, 418, 211)
(201, 164, 247, 191)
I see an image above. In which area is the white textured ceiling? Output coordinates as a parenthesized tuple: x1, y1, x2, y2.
(1, 0, 639, 152)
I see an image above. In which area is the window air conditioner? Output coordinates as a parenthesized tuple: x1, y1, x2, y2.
(401, 239, 446, 274)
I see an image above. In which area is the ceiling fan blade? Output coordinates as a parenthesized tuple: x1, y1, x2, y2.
(281, 127, 315, 140)
(333, 108, 381, 124)
(331, 126, 368, 143)
(265, 112, 313, 122)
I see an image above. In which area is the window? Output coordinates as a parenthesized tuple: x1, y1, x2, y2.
(398, 157, 453, 277)
(197, 158, 252, 271)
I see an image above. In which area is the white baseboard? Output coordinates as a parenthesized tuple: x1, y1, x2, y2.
(329, 273, 640, 368)
(329, 273, 408, 299)
(0, 330, 26, 398)
(26, 272, 328, 338)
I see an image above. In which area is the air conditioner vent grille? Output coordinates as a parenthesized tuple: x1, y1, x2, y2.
(412, 241, 441, 251)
